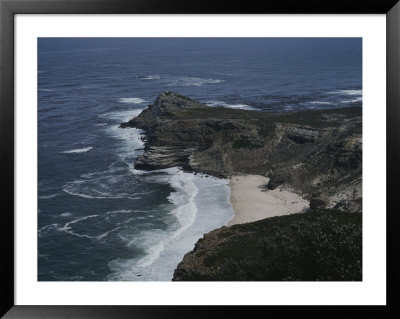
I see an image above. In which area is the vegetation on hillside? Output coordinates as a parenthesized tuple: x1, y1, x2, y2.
(173, 209, 362, 281)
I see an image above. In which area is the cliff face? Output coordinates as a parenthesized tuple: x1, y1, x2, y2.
(121, 92, 362, 281)
(121, 92, 362, 213)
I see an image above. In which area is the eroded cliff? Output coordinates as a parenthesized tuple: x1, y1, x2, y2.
(121, 92, 362, 213)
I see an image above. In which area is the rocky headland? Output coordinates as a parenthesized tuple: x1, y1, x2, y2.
(172, 209, 362, 281)
(121, 92, 362, 281)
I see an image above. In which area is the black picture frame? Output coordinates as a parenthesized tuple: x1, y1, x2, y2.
(1, 0, 399, 318)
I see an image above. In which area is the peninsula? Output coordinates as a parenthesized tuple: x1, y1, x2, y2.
(121, 92, 362, 281)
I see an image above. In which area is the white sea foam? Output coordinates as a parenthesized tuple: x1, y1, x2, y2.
(100, 108, 145, 160)
(165, 168, 199, 236)
(41, 211, 141, 241)
(61, 146, 93, 154)
(38, 223, 60, 237)
(338, 90, 362, 104)
(143, 75, 161, 80)
(96, 226, 121, 240)
(63, 109, 147, 200)
(109, 168, 199, 273)
(58, 215, 99, 239)
(105, 209, 134, 216)
(334, 89, 362, 96)
(60, 212, 72, 217)
(39, 88, 54, 92)
(205, 100, 257, 110)
(62, 215, 98, 226)
(137, 168, 198, 268)
(119, 97, 148, 104)
(341, 96, 363, 103)
(99, 109, 144, 122)
(136, 75, 161, 80)
(63, 182, 136, 200)
(168, 77, 224, 87)
(107, 167, 234, 281)
(39, 193, 59, 199)
(284, 105, 294, 111)
(102, 109, 146, 175)
(62, 187, 101, 199)
(309, 101, 334, 105)
(328, 89, 362, 103)
(105, 124, 144, 157)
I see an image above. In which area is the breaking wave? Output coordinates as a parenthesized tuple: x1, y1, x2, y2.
(61, 147, 93, 154)
(107, 167, 234, 281)
(119, 97, 148, 104)
(168, 77, 224, 87)
(205, 100, 257, 110)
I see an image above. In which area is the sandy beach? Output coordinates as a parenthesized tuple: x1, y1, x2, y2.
(228, 175, 309, 226)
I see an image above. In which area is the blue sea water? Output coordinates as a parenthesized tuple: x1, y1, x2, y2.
(38, 38, 362, 281)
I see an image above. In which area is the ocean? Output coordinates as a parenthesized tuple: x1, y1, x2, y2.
(38, 38, 362, 281)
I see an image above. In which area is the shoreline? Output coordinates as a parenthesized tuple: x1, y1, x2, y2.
(227, 175, 309, 226)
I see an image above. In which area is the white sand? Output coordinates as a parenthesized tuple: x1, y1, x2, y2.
(228, 175, 309, 226)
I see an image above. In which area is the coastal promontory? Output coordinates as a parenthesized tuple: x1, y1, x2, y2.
(121, 92, 362, 281)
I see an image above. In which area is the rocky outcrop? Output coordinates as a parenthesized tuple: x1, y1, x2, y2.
(120, 92, 363, 281)
(287, 125, 320, 143)
(172, 209, 362, 281)
(121, 92, 362, 212)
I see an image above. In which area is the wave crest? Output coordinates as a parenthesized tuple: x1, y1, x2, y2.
(168, 77, 224, 87)
(61, 147, 93, 154)
(119, 97, 148, 104)
(206, 100, 257, 110)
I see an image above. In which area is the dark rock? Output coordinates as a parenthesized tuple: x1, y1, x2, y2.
(173, 209, 362, 281)
(287, 126, 320, 143)
(267, 179, 281, 190)
(120, 92, 361, 212)
(310, 196, 327, 210)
